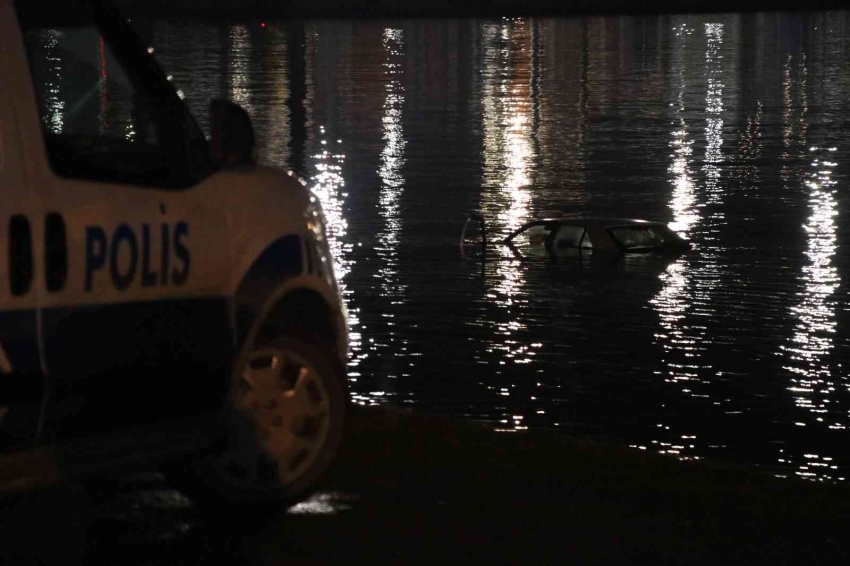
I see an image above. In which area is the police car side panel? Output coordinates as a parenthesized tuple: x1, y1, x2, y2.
(2, 0, 345, 457)
(0, 5, 47, 452)
(33, 177, 235, 442)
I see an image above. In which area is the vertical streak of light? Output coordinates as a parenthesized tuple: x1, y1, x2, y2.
(372, 27, 408, 394)
(650, 20, 731, 462)
(777, 46, 843, 478)
(228, 25, 253, 117)
(692, 21, 727, 310)
(667, 24, 698, 236)
(261, 25, 290, 167)
(703, 23, 725, 208)
(780, 54, 794, 189)
(799, 54, 808, 148)
(305, 25, 366, 397)
(41, 30, 65, 134)
(652, 20, 702, 395)
(305, 28, 355, 361)
(378, 28, 406, 270)
(477, 19, 540, 428)
(480, 19, 532, 336)
(781, 151, 840, 416)
(480, 20, 534, 239)
(654, 25, 725, 396)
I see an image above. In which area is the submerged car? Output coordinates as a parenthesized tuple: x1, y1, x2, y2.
(461, 215, 691, 258)
(505, 218, 691, 255)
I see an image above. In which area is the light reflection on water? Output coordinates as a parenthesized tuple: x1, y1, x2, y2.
(653, 20, 700, 387)
(287, 491, 357, 515)
(303, 25, 359, 385)
(366, 26, 411, 402)
(779, 146, 842, 479)
(147, 12, 850, 480)
(228, 26, 252, 119)
(40, 30, 65, 134)
(478, 19, 539, 431)
(649, 20, 709, 462)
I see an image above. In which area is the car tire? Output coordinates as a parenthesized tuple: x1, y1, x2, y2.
(163, 334, 348, 514)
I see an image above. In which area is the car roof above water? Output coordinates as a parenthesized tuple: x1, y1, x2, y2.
(535, 217, 666, 229)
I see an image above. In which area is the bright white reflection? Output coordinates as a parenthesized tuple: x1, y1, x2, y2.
(652, 20, 704, 390)
(310, 126, 350, 280)
(377, 27, 406, 271)
(650, 20, 728, 462)
(228, 25, 253, 116)
(668, 125, 697, 235)
(774, 53, 842, 481)
(40, 30, 65, 134)
(258, 25, 289, 167)
(703, 23, 725, 206)
(304, 29, 357, 376)
(480, 19, 531, 328)
(478, 19, 540, 430)
(287, 491, 356, 515)
(780, 146, 842, 453)
(775, 451, 842, 482)
(368, 27, 410, 401)
(631, 432, 702, 462)
(666, 23, 698, 236)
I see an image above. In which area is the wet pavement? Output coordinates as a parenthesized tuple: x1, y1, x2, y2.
(3, 405, 850, 565)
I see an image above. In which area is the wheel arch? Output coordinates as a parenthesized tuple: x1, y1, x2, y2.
(259, 287, 338, 349)
(233, 233, 347, 363)
(237, 279, 347, 365)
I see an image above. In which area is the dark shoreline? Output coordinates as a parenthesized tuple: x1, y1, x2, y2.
(4, 405, 849, 563)
(298, 405, 850, 563)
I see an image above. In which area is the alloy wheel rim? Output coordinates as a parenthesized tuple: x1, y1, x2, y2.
(207, 347, 331, 490)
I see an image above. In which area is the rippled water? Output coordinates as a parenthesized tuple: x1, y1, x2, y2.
(150, 12, 850, 480)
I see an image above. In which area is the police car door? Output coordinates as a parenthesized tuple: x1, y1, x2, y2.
(14, 3, 233, 442)
(0, 10, 46, 453)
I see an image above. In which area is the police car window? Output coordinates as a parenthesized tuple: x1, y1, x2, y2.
(16, 1, 211, 188)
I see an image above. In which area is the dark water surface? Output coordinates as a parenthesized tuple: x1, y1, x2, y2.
(150, 13, 850, 480)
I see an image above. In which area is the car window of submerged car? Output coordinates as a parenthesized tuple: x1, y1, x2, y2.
(552, 225, 585, 249)
(609, 226, 666, 250)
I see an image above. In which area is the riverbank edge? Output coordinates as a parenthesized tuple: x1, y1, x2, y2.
(296, 404, 850, 563)
(333, 404, 846, 498)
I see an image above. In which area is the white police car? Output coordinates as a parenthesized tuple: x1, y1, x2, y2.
(0, 0, 348, 507)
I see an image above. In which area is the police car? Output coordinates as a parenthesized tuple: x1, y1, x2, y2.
(0, 0, 348, 507)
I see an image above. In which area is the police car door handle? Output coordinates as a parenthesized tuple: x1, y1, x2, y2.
(8, 215, 34, 297)
(45, 213, 68, 293)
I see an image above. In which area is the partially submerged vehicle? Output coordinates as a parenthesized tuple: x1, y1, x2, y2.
(461, 215, 691, 258)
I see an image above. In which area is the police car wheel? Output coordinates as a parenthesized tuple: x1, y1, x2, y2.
(166, 335, 347, 508)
